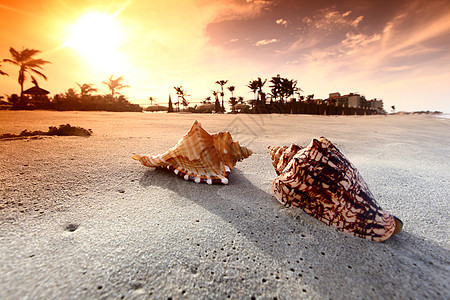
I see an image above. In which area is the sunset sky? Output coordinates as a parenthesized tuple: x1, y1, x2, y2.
(1, 0, 449, 112)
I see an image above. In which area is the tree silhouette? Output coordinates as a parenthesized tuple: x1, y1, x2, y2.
(65, 88, 78, 98)
(227, 85, 236, 113)
(269, 74, 282, 102)
(0, 62, 7, 76)
(215, 80, 228, 113)
(3, 47, 50, 101)
(203, 96, 212, 104)
(76, 83, 97, 97)
(256, 77, 266, 102)
(248, 78, 266, 102)
(281, 78, 298, 103)
(247, 80, 258, 101)
(102, 75, 129, 97)
(227, 85, 235, 98)
(229, 97, 237, 113)
(168, 94, 174, 112)
(174, 86, 190, 111)
(212, 90, 221, 113)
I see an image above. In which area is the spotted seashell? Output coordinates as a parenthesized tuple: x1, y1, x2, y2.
(269, 137, 402, 242)
(133, 120, 252, 184)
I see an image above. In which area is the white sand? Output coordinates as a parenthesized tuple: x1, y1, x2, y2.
(0, 111, 449, 299)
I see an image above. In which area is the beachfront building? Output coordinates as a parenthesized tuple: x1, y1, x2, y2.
(367, 98, 384, 113)
(327, 92, 362, 108)
(348, 94, 361, 108)
(327, 92, 384, 111)
(20, 85, 51, 109)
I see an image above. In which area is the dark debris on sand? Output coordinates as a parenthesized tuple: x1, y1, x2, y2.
(0, 124, 93, 140)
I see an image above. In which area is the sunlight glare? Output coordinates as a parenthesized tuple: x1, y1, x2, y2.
(65, 12, 127, 72)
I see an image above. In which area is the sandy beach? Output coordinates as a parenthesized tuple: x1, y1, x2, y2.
(0, 111, 449, 299)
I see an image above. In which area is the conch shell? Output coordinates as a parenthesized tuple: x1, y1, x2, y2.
(133, 120, 252, 184)
(269, 137, 402, 242)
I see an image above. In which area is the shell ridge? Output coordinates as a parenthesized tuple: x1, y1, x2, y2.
(269, 137, 400, 242)
(133, 120, 252, 184)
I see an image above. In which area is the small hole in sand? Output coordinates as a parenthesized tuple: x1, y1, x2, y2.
(65, 224, 79, 232)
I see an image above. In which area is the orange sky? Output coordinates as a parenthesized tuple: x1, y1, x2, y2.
(1, 0, 450, 112)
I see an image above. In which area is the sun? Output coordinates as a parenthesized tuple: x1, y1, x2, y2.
(65, 12, 126, 72)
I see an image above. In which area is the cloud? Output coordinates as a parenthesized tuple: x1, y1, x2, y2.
(339, 32, 381, 55)
(313, 9, 363, 30)
(282, 0, 450, 111)
(276, 18, 288, 27)
(383, 65, 414, 73)
(302, 17, 312, 26)
(255, 38, 278, 46)
(351, 16, 364, 27)
(209, 0, 273, 23)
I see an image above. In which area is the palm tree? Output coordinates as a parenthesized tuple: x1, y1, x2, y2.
(102, 75, 129, 97)
(215, 80, 228, 113)
(0, 62, 7, 76)
(256, 77, 266, 101)
(269, 74, 282, 102)
(247, 80, 258, 101)
(65, 88, 78, 98)
(3, 47, 50, 100)
(203, 96, 212, 104)
(76, 83, 97, 97)
(174, 86, 190, 111)
(148, 96, 155, 105)
(248, 78, 266, 102)
(229, 97, 237, 113)
(281, 78, 298, 103)
(227, 85, 235, 98)
(227, 85, 236, 113)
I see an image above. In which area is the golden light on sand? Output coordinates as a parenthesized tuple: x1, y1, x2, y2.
(64, 12, 127, 73)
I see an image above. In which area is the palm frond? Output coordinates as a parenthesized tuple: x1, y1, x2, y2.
(26, 59, 51, 68)
(20, 48, 42, 61)
(9, 47, 20, 62)
(3, 58, 19, 66)
(31, 76, 39, 86)
(30, 68, 47, 80)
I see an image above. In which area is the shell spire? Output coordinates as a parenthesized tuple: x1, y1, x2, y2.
(270, 137, 402, 242)
(269, 144, 302, 175)
(133, 120, 252, 184)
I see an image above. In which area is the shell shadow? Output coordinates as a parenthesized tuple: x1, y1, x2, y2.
(137, 167, 450, 299)
(138, 167, 289, 255)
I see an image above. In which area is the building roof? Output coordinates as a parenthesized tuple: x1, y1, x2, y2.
(23, 86, 50, 95)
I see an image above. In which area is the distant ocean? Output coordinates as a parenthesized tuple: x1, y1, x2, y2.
(434, 113, 450, 119)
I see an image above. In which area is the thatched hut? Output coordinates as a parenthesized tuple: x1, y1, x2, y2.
(23, 85, 50, 108)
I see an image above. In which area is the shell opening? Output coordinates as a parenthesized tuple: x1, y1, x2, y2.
(393, 216, 403, 235)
